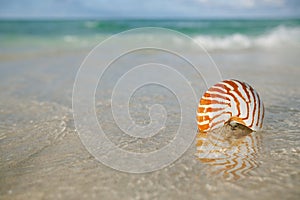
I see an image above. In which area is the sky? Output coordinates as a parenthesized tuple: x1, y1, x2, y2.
(0, 0, 299, 19)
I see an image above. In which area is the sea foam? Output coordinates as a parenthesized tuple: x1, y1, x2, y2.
(193, 26, 300, 51)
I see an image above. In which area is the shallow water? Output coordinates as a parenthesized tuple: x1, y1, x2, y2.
(0, 39, 300, 200)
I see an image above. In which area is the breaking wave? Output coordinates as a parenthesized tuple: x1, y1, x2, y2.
(193, 26, 300, 51)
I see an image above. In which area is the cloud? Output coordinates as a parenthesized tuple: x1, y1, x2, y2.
(242, 0, 256, 8)
(190, 0, 286, 8)
(263, 0, 285, 6)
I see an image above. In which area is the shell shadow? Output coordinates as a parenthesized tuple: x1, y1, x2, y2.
(196, 124, 261, 181)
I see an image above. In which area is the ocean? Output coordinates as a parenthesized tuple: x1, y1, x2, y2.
(0, 19, 299, 199)
(1, 19, 300, 51)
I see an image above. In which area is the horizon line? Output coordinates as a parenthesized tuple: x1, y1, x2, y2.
(0, 16, 300, 21)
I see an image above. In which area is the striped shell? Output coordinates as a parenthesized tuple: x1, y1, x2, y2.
(197, 79, 264, 132)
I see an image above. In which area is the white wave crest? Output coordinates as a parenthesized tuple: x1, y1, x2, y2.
(194, 26, 300, 51)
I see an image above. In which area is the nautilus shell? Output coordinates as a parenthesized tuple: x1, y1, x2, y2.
(197, 79, 264, 132)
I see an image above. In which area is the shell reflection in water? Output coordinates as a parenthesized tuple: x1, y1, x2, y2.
(196, 125, 261, 181)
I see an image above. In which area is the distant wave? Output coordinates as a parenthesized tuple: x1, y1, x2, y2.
(193, 26, 300, 51)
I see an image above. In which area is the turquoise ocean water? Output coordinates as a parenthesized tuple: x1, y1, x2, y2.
(1, 19, 300, 51)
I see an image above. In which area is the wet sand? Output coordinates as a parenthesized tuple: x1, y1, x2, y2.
(0, 47, 300, 199)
